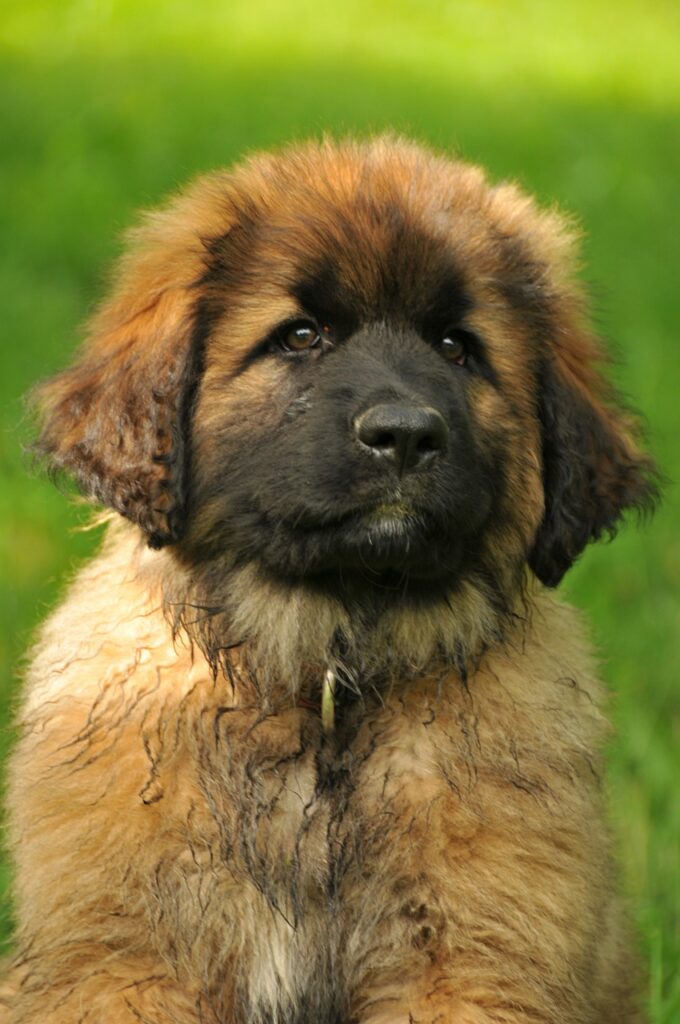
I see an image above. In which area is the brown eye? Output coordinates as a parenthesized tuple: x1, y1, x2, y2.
(279, 322, 321, 353)
(441, 331, 469, 365)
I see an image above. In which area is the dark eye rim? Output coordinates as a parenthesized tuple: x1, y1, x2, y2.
(439, 326, 481, 365)
(273, 318, 323, 354)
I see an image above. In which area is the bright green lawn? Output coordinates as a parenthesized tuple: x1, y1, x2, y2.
(1, 1, 678, 1018)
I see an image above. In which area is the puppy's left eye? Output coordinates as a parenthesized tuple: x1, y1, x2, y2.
(440, 329, 473, 366)
(278, 322, 322, 353)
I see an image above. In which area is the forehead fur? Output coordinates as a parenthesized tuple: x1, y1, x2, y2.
(194, 136, 580, 325)
(90, 135, 581, 358)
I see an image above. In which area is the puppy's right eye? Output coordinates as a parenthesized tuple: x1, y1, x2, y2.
(278, 322, 322, 353)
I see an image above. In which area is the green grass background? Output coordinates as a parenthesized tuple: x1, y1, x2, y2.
(0, 0, 678, 1017)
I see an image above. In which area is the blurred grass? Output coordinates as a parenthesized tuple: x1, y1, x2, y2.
(0, 1, 678, 1018)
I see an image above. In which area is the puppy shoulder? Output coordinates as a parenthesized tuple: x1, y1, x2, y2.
(481, 586, 609, 742)
(21, 522, 182, 719)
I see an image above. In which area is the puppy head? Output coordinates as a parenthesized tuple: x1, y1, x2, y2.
(34, 138, 658, 675)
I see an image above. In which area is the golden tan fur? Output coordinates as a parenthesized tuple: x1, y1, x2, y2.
(2, 529, 640, 1023)
(1, 138, 655, 1022)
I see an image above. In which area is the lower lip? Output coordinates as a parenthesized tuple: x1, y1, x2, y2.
(356, 514, 418, 541)
(364, 502, 413, 518)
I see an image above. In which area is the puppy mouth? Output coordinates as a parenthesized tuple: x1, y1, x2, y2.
(253, 501, 465, 585)
(332, 505, 439, 567)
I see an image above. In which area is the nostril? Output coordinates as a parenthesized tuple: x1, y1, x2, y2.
(416, 434, 439, 454)
(375, 431, 396, 450)
(354, 403, 449, 474)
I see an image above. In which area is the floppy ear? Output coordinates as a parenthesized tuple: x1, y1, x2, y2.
(529, 328, 660, 587)
(33, 181, 228, 547)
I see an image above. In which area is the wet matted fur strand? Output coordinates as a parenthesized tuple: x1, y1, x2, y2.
(1, 137, 659, 1024)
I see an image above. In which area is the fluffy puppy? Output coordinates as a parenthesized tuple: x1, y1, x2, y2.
(1, 138, 657, 1024)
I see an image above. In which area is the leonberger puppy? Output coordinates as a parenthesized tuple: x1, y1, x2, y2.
(1, 138, 658, 1024)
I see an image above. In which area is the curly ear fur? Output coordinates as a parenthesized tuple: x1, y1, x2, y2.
(33, 178, 230, 547)
(484, 184, 660, 587)
(529, 337, 660, 587)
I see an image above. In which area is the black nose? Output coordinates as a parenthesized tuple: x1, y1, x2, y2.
(354, 403, 449, 475)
